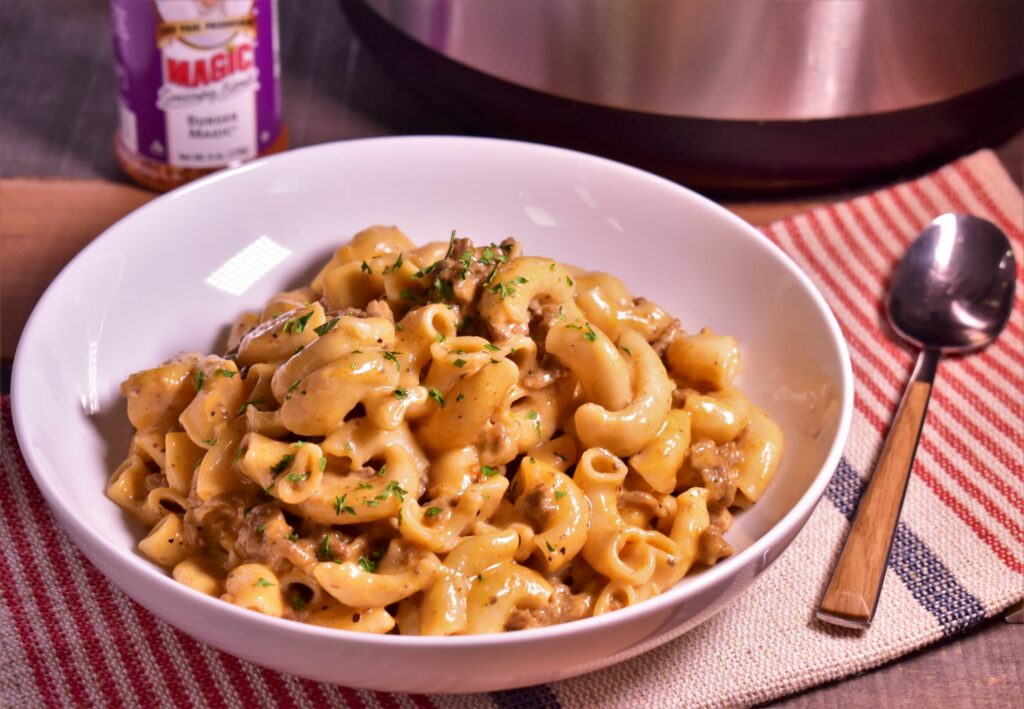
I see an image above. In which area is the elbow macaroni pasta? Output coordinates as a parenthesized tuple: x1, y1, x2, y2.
(109, 226, 783, 634)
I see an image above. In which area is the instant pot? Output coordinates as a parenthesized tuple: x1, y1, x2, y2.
(341, 0, 1024, 194)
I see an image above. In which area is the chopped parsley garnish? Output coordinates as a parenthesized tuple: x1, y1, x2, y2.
(456, 393, 465, 402)
(376, 463, 387, 477)
(433, 277, 455, 301)
(480, 465, 499, 478)
(554, 451, 568, 463)
(283, 311, 314, 335)
(476, 574, 484, 583)
(214, 368, 236, 378)
(358, 548, 385, 573)
(554, 490, 567, 500)
(334, 494, 355, 516)
(195, 371, 205, 391)
(382, 351, 400, 369)
(202, 438, 218, 446)
(545, 540, 556, 553)
(582, 324, 598, 342)
(393, 387, 408, 399)
(566, 275, 574, 287)
(285, 533, 300, 542)
(255, 578, 274, 587)
(318, 456, 328, 472)
(316, 535, 335, 562)
(292, 441, 307, 448)
(382, 253, 404, 274)
(314, 318, 340, 336)
(400, 288, 418, 301)
(357, 482, 373, 490)
(256, 524, 267, 539)
(238, 398, 263, 415)
(270, 454, 294, 475)
(425, 506, 443, 517)
(289, 594, 307, 611)
(458, 251, 473, 279)
(382, 480, 407, 501)
(483, 343, 500, 352)
(453, 358, 467, 368)
(428, 387, 446, 408)
(526, 410, 539, 420)
(620, 346, 632, 355)
(360, 260, 372, 274)
(292, 345, 305, 356)
(286, 471, 309, 482)
(434, 331, 446, 343)
(549, 262, 556, 270)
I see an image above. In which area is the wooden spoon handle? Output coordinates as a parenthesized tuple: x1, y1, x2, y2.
(817, 348, 939, 629)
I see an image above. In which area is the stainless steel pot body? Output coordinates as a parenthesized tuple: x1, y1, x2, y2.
(360, 0, 1023, 121)
(345, 0, 1024, 192)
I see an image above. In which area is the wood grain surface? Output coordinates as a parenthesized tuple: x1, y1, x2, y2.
(818, 379, 933, 628)
(1, 1, 1020, 706)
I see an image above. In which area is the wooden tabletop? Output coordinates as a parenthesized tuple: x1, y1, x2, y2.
(1, 1, 1020, 706)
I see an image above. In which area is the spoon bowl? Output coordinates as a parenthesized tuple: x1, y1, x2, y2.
(818, 212, 1016, 630)
(888, 213, 1017, 352)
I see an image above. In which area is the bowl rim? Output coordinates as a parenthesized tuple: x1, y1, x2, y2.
(11, 134, 854, 649)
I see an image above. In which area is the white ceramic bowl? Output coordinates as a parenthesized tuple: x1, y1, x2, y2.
(12, 137, 852, 693)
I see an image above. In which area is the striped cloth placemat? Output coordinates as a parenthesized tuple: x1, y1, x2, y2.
(1, 149, 1021, 708)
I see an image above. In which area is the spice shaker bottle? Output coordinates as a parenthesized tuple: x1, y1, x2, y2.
(110, 0, 287, 192)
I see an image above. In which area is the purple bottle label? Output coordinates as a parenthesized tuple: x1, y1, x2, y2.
(111, 0, 281, 168)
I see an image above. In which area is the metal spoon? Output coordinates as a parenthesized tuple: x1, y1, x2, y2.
(817, 213, 1017, 630)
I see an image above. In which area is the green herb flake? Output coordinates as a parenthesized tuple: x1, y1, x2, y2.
(255, 577, 274, 587)
(376, 463, 387, 477)
(491, 281, 515, 300)
(554, 490, 567, 500)
(483, 343, 500, 352)
(566, 275, 574, 287)
(195, 371, 205, 391)
(382, 351, 401, 369)
(382, 252, 404, 274)
(434, 331, 446, 343)
(284, 310, 314, 335)
(357, 482, 373, 490)
(428, 387, 446, 408)
(453, 358, 467, 368)
(256, 524, 267, 539)
(361, 260, 372, 274)
(481, 465, 499, 478)
(290, 594, 307, 611)
(425, 506, 443, 517)
(270, 454, 294, 475)
(383, 480, 407, 501)
(582, 323, 598, 342)
(358, 555, 378, 573)
(317, 535, 335, 562)
(214, 368, 236, 378)
(620, 346, 632, 356)
(314, 318, 340, 336)
(292, 441, 307, 448)
(286, 471, 309, 482)
(554, 452, 568, 463)
(333, 494, 355, 516)
(400, 288, 418, 301)
(456, 393, 465, 402)
(285, 533, 300, 542)
(237, 398, 263, 415)
(319, 456, 328, 472)
(393, 387, 408, 399)
(476, 574, 484, 583)
(545, 540, 556, 553)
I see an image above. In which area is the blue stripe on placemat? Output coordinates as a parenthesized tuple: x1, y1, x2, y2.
(490, 684, 561, 709)
(825, 458, 986, 635)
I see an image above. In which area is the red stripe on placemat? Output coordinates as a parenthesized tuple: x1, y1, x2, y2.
(770, 219, 1024, 565)
(409, 694, 438, 709)
(763, 222, 1024, 572)
(954, 160, 1024, 243)
(375, 691, 404, 708)
(824, 203, 1024, 484)
(796, 209, 1024, 523)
